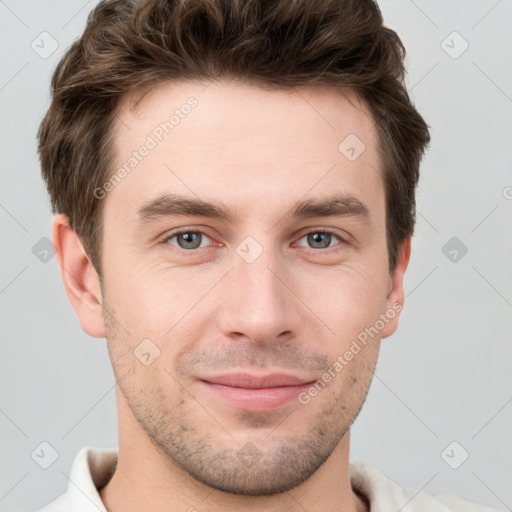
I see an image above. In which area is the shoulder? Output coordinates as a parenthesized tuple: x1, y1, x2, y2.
(35, 493, 68, 512)
(34, 446, 117, 512)
(349, 461, 504, 512)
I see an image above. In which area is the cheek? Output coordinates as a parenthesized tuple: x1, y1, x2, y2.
(103, 230, 390, 346)
(298, 263, 389, 338)
(104, 256, 219, 347)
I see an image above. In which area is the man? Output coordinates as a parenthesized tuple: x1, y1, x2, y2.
(35, 0, 500, 511)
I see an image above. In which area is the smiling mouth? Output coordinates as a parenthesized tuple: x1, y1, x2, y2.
(198, 372, 316, 411)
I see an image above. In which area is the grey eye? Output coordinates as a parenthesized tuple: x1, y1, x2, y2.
(167, 231, 211, 250)
(297, 232, 340, 249)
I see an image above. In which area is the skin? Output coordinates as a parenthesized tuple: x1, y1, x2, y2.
(53, 79, 410, 512)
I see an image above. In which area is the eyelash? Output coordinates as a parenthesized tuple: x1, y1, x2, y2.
(162, 229, 349, 254)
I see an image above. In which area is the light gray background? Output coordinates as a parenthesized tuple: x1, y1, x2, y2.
(1, 1, 511, 511)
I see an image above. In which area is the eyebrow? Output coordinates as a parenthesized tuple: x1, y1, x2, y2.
(135, 193, 370, 224)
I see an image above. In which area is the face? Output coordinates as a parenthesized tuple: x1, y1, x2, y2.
(94, 79, 406, 495)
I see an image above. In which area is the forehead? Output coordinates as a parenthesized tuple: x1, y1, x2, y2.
(117, 79, 378, 149)
(106, 79, 383, 220)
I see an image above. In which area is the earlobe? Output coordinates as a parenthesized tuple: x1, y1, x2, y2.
(380, 238, 411, 339)
(52, 214, 106, 338)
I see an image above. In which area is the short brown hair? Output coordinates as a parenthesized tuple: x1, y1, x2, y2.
(37, 0, 430, 275)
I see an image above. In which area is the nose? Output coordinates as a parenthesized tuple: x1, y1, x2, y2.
(215, 246, 302, 347)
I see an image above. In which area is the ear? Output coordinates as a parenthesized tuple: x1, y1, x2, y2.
(52, 214, 106, 338)
(380, 238, 411, 339)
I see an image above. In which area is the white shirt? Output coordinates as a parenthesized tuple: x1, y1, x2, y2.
(36, 447, 502, 511)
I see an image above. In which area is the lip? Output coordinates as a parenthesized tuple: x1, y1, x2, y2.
(201, 373, 312, 388)
(198, 373, 316, 411)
